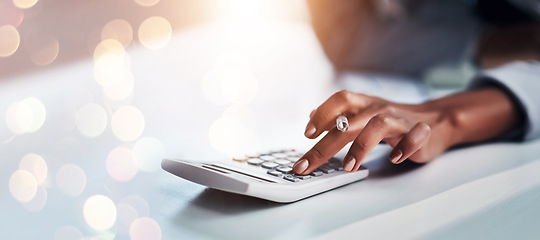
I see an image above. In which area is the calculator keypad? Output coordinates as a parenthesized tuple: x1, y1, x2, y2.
(232, 149, 343, 183)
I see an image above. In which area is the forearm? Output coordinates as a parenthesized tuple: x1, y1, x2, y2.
(424, 87, 524, 146)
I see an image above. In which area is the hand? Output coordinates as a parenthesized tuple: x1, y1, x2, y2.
(293, 88, 522, 175)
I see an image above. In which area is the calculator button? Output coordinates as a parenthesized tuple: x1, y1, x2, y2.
(247, 158, 264, 165)
(272, 153, 288, 159)
(296, 175, 311, 180)
(286, 157, 299, 162)
(259, 155, 276, 161)
(328, 158, 341, 164)
(274, 159, 291, 165)
(262, 162, 279, 169)
(267, 170, 282, 177)
(232, 155, 248, 162)
(328, 163, 344, 171)
(245, 152, 260, 158)
(310, 171, 323, 177)
(319, 167, 335, 174)
(283, 174, 300, 183)
(285, 151, 302, 157)
(276, 166, 293, 174)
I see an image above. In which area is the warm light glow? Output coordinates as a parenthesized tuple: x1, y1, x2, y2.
(23, 97, 46, 132)
(0, 25, 20, 57)
(129, 217, 162, 240)
(25, 33, 59, 65)
(9, 170, 37, 202)
(106, 147, 138, 182)
(202, 52, 258, 105)
(138, 16, 172, 50)
(94, 38, 125, 61)
(83, 195, 117, 231)
(134, 0, 160, 7)
(111, 106, 145, 142)
(101, 19, 133, 47)
(102, 70, 134, 101)
(56, 164, 86, 197)
(209, 115, 261, 157)
(5, 97, 47, 134)
(54, 226, 83, 240)
(12, 0, 38, 9)
(93, 39, 129, 87)
(19, 153, 47, 185)
(22, 186, 47, 211)
(133, 137, 165, 172)
(76, 103, 108, 138)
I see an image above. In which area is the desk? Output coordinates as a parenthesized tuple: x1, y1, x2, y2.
(2, 22, 540, 240)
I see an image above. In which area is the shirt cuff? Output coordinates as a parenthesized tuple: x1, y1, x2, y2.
(469, 61, 540, 141)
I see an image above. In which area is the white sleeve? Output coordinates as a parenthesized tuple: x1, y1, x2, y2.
(469, 61, 540, 141)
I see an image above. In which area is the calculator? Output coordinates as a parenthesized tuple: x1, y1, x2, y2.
(162, 149, 380, 203)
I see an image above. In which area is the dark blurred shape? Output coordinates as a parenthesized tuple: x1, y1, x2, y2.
(476, 23, 540, 68)
(475, 0, 536, 25)
(307, 0, 479, 76)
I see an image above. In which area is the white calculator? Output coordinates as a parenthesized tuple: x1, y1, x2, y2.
(162, 149, 381, 203)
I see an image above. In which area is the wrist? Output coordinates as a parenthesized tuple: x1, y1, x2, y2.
(417, 100, 464, 149)
(421, 87, 522, 146)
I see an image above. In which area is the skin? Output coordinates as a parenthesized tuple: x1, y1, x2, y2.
(292, 88, 523, 175)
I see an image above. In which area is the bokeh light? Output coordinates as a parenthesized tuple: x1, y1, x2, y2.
(0, 24, 20, 57)
(9, 169, 38, 202)
(24, 33, 59, 66)
(56, 164, 86, 197)
(106, 147, 138, 182)
(5, 97, 47, 134)
(133, 137, 165, 172)
(93, 39, 129, 87)
(19, 153, 47, 184)
(138, 16, 171, 50)
(54, 226, 83, 240)
(119, 195, 149, 218)
(83, 195, 117, 231)
(111, 106, 145, 142)
(129, 217, 162, 240)
(102, 70, 134, 101)
(209, 115, 261, 157)
(94, 38, 125, 61)
(0, 3, 24, 27)
(22, 186, 47, 211)
(75, 103, 108, 138)
(101, 19, 133, 47)
(134, 0, 160, 7)
(12, 0, 38, 9)
(116, 203, 139, 235)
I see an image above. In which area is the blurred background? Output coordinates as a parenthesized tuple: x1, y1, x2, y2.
(2, 1, 337, 239)
(0, 0, 310, 78)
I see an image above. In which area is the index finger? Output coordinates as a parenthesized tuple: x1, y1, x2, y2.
(305, 90, 368, 139)
(293, 127, 357, 175)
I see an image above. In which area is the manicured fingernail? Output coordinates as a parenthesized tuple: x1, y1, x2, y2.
(305, 124, 316, 137)
(293, 159, 309, 174)
(344, 157, 356, 172)
(389, 149, 403, 164)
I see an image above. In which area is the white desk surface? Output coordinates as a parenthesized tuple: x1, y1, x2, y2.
(2, 22, 540, 240)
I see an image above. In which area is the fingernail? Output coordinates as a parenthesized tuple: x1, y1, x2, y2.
(305, 124, 316, 137)
(293, 159, 309, 174)
(344, 157, 356, 172)
(389, 149, 403, 164)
